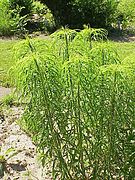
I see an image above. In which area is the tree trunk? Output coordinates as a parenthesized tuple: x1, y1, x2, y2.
(41, 0, 71, 26)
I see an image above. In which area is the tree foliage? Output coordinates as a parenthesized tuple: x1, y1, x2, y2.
(116, 0, 135, 28)
(9, 0, 33, 16)
(41, 0, 118, 28)
(0, 0, 27, 36)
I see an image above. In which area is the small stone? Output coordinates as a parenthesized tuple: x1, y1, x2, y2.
(20, 160, 27, 167)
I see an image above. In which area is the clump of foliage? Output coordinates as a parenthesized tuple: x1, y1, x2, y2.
(0, 0, 11, 36)
(12, 28, 135, 179)
(0, 0, 55, 36)
(41, 0, 118, 28)
(28, 0, 55, 33)
(0, 0, 28, 36)
(9, 0, 33, 16)
(116, 0, 135, 30)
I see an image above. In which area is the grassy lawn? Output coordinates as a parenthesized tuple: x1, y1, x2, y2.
(112, 41, 135, 60)
(0, 38, 135, 86)
(0, 39, 18, 86)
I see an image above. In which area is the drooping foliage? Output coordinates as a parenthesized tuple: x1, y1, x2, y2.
(12, 28, 135, 179)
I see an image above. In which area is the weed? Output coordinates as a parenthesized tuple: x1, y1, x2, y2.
(12, 28, 135, 179)
(2, 94, 14, 107)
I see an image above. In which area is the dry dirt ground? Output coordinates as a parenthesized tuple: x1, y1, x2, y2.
(0, 87, 11, 99)
(0, 90, 52, 180)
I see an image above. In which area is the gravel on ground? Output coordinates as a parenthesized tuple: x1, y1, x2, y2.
(0, 106, 52, 180)
(0, 87, 11, 99)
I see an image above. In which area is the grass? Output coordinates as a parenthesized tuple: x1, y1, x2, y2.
(113, 41, 135, 59)
(0, 39, 18, 86)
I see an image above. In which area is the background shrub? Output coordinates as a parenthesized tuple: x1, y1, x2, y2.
(26, 0, 56, 33)
(12, 28, 135, 179)
(116, 0, 135, 30)
(0, 0, 28, 36)
(0, 0, 55, 36)
(0, 0, 12, 36)
(9, 0, 33, 16)
(41, 0, 118, 28)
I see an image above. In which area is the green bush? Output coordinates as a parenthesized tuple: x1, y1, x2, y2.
(32, 0, 46, 15)
(0, 0, 55, 36)
(0, 0, 11, 36)
(0, 0, 28, 36)
(27, 0, 56, 33)
(42, 0, 118, 28)
(12, 28, 135, 179)
(116, 0, 135, 29)
(9, 0, 33, 16)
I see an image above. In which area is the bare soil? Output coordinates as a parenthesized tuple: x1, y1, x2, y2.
(0, 87, 11, 99)
(0, 107, 52, 180)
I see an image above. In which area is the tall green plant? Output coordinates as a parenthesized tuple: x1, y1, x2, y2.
(12, 28, 135, 179)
